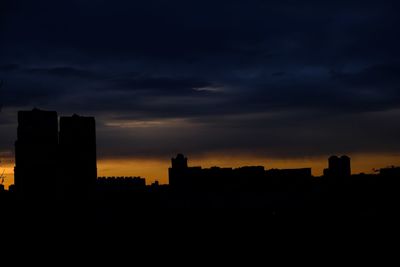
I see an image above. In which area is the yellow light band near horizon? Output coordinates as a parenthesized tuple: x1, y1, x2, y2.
(1, 153, 399, 189)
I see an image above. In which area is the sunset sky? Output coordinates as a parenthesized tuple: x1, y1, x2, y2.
(1, 0, 400, 189)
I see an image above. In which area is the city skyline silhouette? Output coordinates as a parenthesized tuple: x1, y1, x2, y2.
(1, 107, 399, 191)
(1, 1, 400, 216)
(4, 108, 398, 190)
(0, 108, 399, 216)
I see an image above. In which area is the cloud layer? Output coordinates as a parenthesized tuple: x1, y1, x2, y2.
(1, 0, 400, 160)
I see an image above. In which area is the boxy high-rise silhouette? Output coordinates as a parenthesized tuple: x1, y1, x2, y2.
(59, 114, 97, 199)
(324, 155, 351, 178)
(14, 109, 59, 199)
(14, 109, 97, 201)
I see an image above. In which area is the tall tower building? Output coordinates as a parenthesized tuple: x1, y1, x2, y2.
(324, 155, 351, 178)
(169, 154, 189, 188)
(171, 153, 188, 169)
(14, 109, 58, 199)
(340, 155, 351, 177)
(59, 114, 97, 198)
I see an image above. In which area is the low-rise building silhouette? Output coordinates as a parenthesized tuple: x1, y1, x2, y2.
(169, 154, 314, 192)
(266, 168, 312, 190)
(266, 168, 312, 178)
(380, 166, 400, 177)
(95, 177, 148, 204)
(97, 176, 146, 191)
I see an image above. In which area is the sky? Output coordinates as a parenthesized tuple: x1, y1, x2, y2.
(1, 0, 400, 187)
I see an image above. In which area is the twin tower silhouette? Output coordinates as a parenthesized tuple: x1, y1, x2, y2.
(14, 108, 96, 200)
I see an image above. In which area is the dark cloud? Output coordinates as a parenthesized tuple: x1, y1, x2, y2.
(106, 74, 216, 95)
(0, 64, 19, 72)
(25, 67, 101, 80)
(272, 72, 287, 77)
(1, 0, 400, 160)
(332, 63, 400, 89)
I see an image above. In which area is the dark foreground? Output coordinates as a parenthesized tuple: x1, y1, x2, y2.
(2, 174, 400, 224)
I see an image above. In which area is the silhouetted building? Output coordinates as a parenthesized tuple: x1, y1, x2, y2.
(324, 155, 351, 177)
(95, 177, 147, 205)
(8, 184, 15, 193)
(266, 168, 312, 191)
(14, 108, 58, 199)
(97, 177, 146, 189)
(169, 154, 268, 191)
(59, 114, 97, 199)
(169, 154, 192, 189)
(171, 153, 188, 169)
(151, 181, 159, 187)
(0, 184, 4, 192)
(232, 166, 266, 190)
(380, 167, 400, 177)
(340, 155, 351, 176)
(266, 168, 312, 178)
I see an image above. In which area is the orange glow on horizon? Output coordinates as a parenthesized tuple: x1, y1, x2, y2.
(1, 153, 400, 189)
(97, 158, 170, 185)
(97, 153, 400, 185)
(1, 163, 14, 190)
